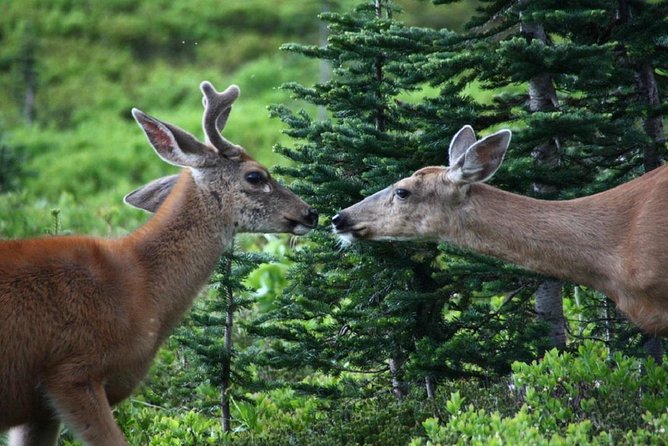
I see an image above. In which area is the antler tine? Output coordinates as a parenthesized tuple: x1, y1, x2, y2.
(200, 81, 242, 158)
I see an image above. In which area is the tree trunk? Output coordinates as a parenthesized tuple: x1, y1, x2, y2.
(521, 19, 567, 350)
(636, 62, 665, 361)
(535, 280, 567, 349)
(573, 286, 584, 337)
(318, 0, 332, 121)
(373, 0, 388, 133)
(389, 354, 408, 399)
(617, 0, 665, 361)
(425, 376, 436, 401)
(603, 297, 615, 350)
(642, 336, 664, 365)
(617, 1, 665, 170)
(638, 63, 665, 171)
(221, 253, 234, 433)
(375, 0, 407, 397)
(637, 62, 665, 360)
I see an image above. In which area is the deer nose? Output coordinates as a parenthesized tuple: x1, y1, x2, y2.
(331, 213, 345, 230)
(305, 208, 319, 227)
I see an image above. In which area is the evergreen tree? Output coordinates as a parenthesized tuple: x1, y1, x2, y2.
(175, 246, 267, 431)
(614, 0, 667, 172)
(250, 0, 548, 401)
(441, 0, 666, 356)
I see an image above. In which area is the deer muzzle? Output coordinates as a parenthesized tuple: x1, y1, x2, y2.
(287, 207, 319, 235)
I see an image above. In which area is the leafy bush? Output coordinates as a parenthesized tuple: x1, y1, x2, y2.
(113, 403, 226, 446)
(513, 341, 666, 433)
(410, 342, 668, 446)
(412, 406, 668, 446)
(229, 391, 428, 446)
(24, 342, 666, 446)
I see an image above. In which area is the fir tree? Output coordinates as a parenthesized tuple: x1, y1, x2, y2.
(176, 245, 269, 431)
(249, 0, 666, 404)
(443, 0, 666, 356)
(250, 0, 548, 401)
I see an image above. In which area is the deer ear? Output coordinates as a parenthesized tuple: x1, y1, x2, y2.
(124, 174, 180, 213)
(132, 108, 219, 168)
(447, 129, 511, 184)
(448, 125, 477, 166)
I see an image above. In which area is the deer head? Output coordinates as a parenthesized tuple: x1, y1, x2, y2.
(125, 81, 318, 236)
(332, 126, 511, 242)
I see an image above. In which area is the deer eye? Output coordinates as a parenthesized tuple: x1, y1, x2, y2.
(395, 188, 411, 199)
(245, 171, 265, 185)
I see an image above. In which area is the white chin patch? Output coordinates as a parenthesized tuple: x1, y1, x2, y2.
(375, 235, 413, 242)
(336, 233, 355, 246)
(292, 224, 312, 236)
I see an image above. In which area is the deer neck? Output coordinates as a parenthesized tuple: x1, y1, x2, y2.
(126, 170, 233, 340)
(450, 184, 625, 290)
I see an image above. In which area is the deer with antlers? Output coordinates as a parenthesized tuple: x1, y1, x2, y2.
(333, 125, 668, 336)
(0, 81, 317, 445)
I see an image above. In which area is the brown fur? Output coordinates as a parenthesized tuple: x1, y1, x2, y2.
(334, 126, 668, 336)
(0, 82, 317, 445)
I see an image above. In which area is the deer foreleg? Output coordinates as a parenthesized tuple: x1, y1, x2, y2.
(8, 419, 60, 446)
(45, 376, 127, 446)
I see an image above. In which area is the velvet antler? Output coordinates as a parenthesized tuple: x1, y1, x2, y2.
(200, 81, 242, 158)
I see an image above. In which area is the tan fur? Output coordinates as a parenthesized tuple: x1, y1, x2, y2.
(334, 126, 668, 336)
(0, 83, 316, 445)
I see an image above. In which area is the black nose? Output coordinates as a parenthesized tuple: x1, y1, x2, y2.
(332, 213, 345, 230)
(305, 208, 319, 226)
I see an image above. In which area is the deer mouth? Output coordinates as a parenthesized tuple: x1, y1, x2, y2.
(331, 213, 369, 241)
(333, 224, 369, 241)
(285, 218, 316, 235)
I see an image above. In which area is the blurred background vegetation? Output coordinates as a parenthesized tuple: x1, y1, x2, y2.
(1, 1, 666, 445)
(0, 0, 473, 238)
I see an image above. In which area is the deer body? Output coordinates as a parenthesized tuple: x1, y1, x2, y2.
(333, 126, 668, 335)
(455, 170, 668, 333)
(0, 82, 317, 445)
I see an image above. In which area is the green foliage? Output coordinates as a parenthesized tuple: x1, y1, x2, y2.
(512, 342, 667, 435)
(234, 388, 324, 434)
(0, 138, 23, 193)
(225, 390, 433, 446)
(2, 0, 666, 444)
(0, 54, 319, 238)
(410, 342, 668, 446)
(113, 403, 227, 446)
(0, 0, 323, 239)
(114, 344, 665, 445)
(252, 0, 551, 406)
(137, 344, 205, 412)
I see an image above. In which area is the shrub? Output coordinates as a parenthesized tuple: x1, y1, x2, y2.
(113, 403, 226, 446)
(410, 341, 668, 446)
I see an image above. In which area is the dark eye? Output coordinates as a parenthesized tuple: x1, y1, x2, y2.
(245, 171, 265, 185)
(395, 188, 411, 199)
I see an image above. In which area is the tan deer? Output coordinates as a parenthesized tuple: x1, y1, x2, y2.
(0, 81, 317, 446)
(333, 125, 668, 336)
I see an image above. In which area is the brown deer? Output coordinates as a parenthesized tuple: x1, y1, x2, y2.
(0, 81, 318, 445)
(333, 125, 668, 336)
